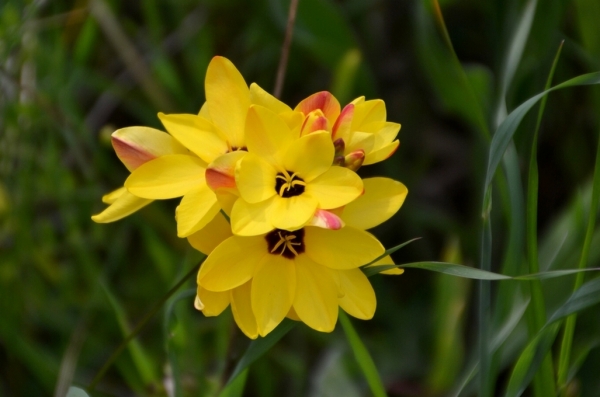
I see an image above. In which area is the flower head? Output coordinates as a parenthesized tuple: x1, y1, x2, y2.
(230, 105, 363, 236)
(198, 225, 385, 337)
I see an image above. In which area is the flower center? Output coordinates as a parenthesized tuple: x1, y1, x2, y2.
(266, 229, 305, 259)
(274, 170, 306, 198)
(229, 146, 247, 152)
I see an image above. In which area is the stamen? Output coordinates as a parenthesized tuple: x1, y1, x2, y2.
(265, 229, 305, 259)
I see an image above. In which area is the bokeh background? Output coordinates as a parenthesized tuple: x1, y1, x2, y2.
(2, 0, 600, 396)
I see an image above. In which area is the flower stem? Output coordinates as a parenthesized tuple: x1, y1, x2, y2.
(273, 0, 300, 98)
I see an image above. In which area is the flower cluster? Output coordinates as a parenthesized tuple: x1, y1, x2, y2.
(93, 56, 408, 338)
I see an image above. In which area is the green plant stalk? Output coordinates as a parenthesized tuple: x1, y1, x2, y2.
(478, 197, 493, 397)
(87, 261, 201, 392)
(557, 123, 600, 393)
(524, 42, 563, 397)
(339, 311, 387, 397)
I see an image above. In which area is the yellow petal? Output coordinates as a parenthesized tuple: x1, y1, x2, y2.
(286, 306, 301, 321)
(111, 127, 187, 172)
(198, 235, 267, 291)
(268, 195, 318, 231)
(363, 140, 400, 165)
(158, 112, 228, 163)
(231, 281, 259, 339)
(176, 185, 220, 237)
(101, 186, 126, 204)
(249, 82, 291, 113)
(125, 154, 207, 199)
(205, 56, 250, 148)
(341, 177, 408, 230)
(345, 130, 375, 154)
(304, 226, 384, 270)
(197, 286, 230, 317)
(283, 131, 333, 182)
(206, 151, 247, 191)
(235, 153, 277, 203)
(187, 212, 232, 254)
(245, 105, 295, 166)
(299, 110, 329, 136)
(351, 99, 386, 130)
(337, 268, 376, 319)
(295, 91, 341, 127)
(252, 255, 295, 336)
(374, 122, 401, 146)
(293, 254, 338, 332)
(230, 197, 275, 236)
(366, 255, 404, 275)
(304, 167, 363, 209)
(198, 101, 210, 118)
(216, 190, 238, 216)
(91, 190, 152, 223)
(279, 110, 305, 132)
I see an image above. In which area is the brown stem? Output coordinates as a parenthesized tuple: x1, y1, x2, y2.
(273, 0, 300, 98)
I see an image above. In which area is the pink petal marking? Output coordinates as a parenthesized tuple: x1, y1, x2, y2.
(301, 114, 329, 136)
(205, 167, 236, 190)
(111, 135, 156, 171)
(332, 103, 354, 139)
(296, 91, 341, 123)
(308, 209, 344, 230)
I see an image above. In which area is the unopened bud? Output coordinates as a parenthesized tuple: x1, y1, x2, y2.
(344, 150, 365, 171)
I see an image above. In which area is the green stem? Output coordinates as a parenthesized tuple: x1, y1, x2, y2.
(557, 123, 600, 393)
(87, 261, 201, 392)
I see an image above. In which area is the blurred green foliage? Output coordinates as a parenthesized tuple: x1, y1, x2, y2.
(1, 0, 600, 396)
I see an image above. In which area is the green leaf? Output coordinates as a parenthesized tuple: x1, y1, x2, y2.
(224, 319, 296, 387)
(505, 277, 600, 397)
(339, 311, 387, 397)
(218, 369, 249, 397)
(66, 386, 90, 397)
(486, 72, 600, 188)
(366, 261, 600, 280)
(362, 238, 421, 273)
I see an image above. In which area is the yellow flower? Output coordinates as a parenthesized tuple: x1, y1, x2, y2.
(198, 225, 385, 337)
(123, 56, 253, 237)
(291, 91, 400, 170)
(230, 105, 363, 236)
(91, 127, 186, 223)
(332, 97, 401, 168)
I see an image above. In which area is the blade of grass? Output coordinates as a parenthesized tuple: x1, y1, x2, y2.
(364, 261, 600, 280)
(557, 122, 600, 392)
(505, 277, 600, 397)
(524, 41, 563, 397)
(339, 310, 387, 397)
(87, 260, 202, 392)
(224, 319, 297, 388)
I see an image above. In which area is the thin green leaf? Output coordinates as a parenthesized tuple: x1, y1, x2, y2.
(225, 319, 296, 386)
(486, 72, 600, 188)
(339, 311, 387, 397)
(505, 277, 600, 397)
(366, 262, 600, 280)
(100, 282, 156, 385)
(218, 369, 249, 397)
(362, 238, 421, 270)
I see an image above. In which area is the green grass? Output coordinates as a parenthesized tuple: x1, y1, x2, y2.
(2, 0, 600, 396)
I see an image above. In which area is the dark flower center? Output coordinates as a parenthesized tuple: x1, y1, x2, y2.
(229, 146, 247, 152)
(275, 171, 306, 198)
(266, 229, 305, 259)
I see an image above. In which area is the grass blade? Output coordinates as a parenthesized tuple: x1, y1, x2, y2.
(224, 319, 297, 387)
(505, 277, 600, 397)
(557, 112, 600, 393)
(339, 311, 387, 397)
